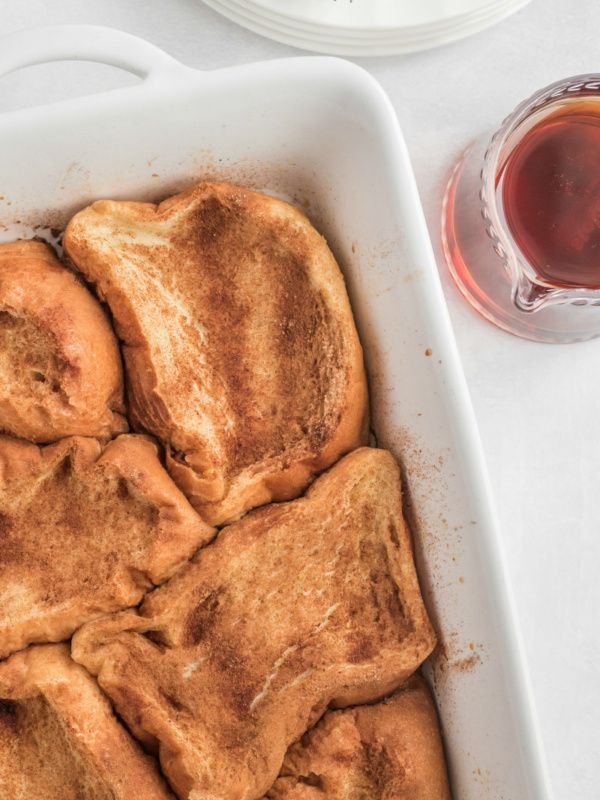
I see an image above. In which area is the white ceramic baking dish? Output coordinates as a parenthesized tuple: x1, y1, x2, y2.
(0, 25, 553, 800)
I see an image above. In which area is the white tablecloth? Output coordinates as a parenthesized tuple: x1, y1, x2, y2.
(0, 1, 597, 797)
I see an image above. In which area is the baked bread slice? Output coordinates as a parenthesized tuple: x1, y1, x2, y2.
(0, 433, 215, 660)
(0, 643, 175, 799)
(265, 674, 451, 800)
(63, 181, 369, 525)
(72, 447, 436, 800)
(0, 240, 127, 443)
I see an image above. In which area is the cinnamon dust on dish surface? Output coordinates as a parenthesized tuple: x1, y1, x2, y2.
(431, 633, 483, 675)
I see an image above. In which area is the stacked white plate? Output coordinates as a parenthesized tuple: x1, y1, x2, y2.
(201, 0, 534, 56)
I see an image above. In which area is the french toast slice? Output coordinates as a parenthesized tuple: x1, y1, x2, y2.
(63, 181, 369, 525)
(0, 434, 215, 660)
(0, 240, 127, 443)
(72, 447, 436, 800)
(265, 674, 451, 800)
(0, 643, 175, 799)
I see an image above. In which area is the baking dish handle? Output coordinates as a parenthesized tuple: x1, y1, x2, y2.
(0, 24, 183, 81)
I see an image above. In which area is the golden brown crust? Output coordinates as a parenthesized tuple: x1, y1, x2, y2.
(0, 240, 128, 443)
(0, 433, 215, 660)
(266, 675, 451, 800)
(72, 447, 435, 800)
(63, 182, 369, 525)
(0, 643, 175, 799)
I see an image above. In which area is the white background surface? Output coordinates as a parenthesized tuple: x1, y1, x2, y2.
(0, 1, 597, 798)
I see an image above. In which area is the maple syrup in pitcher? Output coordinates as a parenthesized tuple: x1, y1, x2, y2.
(441, 75, 600, 342)
(499, 99, 600, 289)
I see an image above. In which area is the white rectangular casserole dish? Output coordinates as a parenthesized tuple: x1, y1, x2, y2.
(0, 24, 553, 800)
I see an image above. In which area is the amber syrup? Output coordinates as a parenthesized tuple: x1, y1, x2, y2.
(498, 99, 600, 289)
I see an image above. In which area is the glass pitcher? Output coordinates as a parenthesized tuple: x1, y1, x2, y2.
(442, 74, 600, 343)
